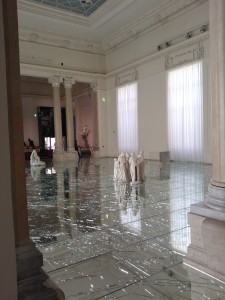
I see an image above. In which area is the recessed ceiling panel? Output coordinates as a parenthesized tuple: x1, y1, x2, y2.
(30, 0, 108, 16)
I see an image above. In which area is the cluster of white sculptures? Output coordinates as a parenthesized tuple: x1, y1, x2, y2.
(30, 150, 46, 167)
(114, 151, 145, 184)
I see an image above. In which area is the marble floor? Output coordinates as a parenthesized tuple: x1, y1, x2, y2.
(26, 158, 225, 299)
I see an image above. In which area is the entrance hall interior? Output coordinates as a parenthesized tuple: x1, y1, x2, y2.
(2, 0, 225, 299)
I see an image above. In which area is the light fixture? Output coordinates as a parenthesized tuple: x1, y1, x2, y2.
(185, 31, 192, 39)
(157, 45, 162, 51)
(200, 24, 207, 33)
(34, 113, 37, 117)
(165, 42, 170, 47)
(80, 0, 92, 6)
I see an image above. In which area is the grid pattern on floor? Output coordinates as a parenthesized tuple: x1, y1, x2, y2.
(26, 158, 225, 299)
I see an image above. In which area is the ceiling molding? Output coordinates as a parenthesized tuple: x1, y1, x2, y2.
(17, 0, 135, 29)
(89, 0, 136, 29)
(18, 0, 90, 27)
(19, 26, 104, 55)
(18, 0, 208, 57)
(20, 63, 105, 84)
(102, 0, 208, 53)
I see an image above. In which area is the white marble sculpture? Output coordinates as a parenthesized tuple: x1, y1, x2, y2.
(31, 165, 45, 181)
(129, 153, 140, 184)
(113, 151, 145, 184)
(138, 151, 145, 182)
(113, 158, 120, 181)
(30, 150, 46, 167)
(118, 152, 128, 182)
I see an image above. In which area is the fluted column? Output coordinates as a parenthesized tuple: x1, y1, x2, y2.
(91, 80, 108, 157)
(48, 76, 63, 153)
(204, 0, 225, 211)
(64, 77, 75, 152)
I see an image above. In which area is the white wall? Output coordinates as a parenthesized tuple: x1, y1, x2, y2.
(105, 2, 211, 162)
(19, 1, 212, 162)
(19, 40, 106, 74)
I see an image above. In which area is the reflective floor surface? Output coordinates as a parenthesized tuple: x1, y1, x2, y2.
(26, 158, 225, 299)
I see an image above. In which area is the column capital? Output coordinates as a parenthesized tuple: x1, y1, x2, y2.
(48, 76, 63, 87)
(64, 77, 75, 88)
(90, 81, 98, 92)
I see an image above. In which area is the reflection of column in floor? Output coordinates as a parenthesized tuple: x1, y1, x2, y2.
(56, 170, 68, 241)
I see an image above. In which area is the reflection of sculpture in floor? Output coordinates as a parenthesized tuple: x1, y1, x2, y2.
(30, 150, 46, 166)
(31, 165, 45, 181)
(81, 125, 90, 148)
(114, 151, 145, 184)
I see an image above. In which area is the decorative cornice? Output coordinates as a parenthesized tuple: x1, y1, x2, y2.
(115, 69, 138, 87)
(20, 63, 105, 83)
(19, 26, 104, 55)
(90, 0, 135, 29)
(20, 33, 208, 88)
(106, 32, 209, 79)
(18, 0, 208, 56)
(18, 0, 136, 30)
(17, 0, 90, 27)
(102, 0, 208, 53)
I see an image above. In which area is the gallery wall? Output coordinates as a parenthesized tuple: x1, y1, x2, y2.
(105, 1, 211, 162)
(19, 1, 211, 162)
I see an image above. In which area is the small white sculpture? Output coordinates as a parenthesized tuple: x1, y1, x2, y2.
(31, 165, 45, 181)
(113, 158, 120, 181)
(30, 150, 45, 167)
(118, 153, 128, 182)
(129, 153, 140, 184)
(138, 151, 145, 181)
(114, 151, 145, 184)
(125, 152, 131, 181)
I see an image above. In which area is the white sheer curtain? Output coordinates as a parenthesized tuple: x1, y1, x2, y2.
(117, 82, 138, 153)
(168, 61, 203, 162)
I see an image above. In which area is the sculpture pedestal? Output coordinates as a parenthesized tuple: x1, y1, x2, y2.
(53, 150, 78, 162)
(184, 203, 225, 282)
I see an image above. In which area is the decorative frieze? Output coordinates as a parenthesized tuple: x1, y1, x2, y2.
(115, 69, 138, 87)
(19, 26, 104, 55)
(20, 63, 105, 83)
(165, 40, 205, 70)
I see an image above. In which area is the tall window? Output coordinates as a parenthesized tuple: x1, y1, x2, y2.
(168, 61, 203, 162)
(117, 82, 138, 153)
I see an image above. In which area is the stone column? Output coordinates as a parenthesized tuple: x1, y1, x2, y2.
(91, 80, 108, 157)
(185, 0, 225, 281)
(204, 0, 225, 211)
(64, 77, 75, 152)
(48, 76, 63, 155)
(1, 0, 64, 298)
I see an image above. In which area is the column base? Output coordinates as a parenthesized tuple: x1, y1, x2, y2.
(17, 242, 64, 299)
(204, 182, 225, 212)
(185, 203, 225, 282)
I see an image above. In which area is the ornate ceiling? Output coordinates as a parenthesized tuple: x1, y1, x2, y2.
(29, 0, 108, 16)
